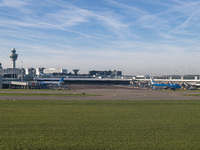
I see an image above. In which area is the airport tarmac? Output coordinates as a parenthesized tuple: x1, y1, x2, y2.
(0, 85, 200, 101)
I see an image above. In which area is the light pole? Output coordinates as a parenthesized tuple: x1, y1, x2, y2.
(21, 61, 23, 82)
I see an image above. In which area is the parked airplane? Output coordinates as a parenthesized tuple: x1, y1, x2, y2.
(39, 77, 65, 87)
(150, 77, 181, 90)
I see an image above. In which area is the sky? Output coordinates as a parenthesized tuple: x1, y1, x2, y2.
(0, 0, 200, 75)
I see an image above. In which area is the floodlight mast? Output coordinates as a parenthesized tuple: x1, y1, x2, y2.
(0, 63, 2, 89)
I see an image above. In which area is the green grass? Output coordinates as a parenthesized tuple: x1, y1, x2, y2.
(0, 89, 64, 91)
(0, 92, 100, 97)
(162, 89, 200, 92)
(1, 100, 200, 149)
(184, 94, 200, 96)
(177, 90, 200, 92)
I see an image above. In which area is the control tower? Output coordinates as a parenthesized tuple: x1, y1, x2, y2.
(10, 48, 18, 69)
(73, 69, 80, 76)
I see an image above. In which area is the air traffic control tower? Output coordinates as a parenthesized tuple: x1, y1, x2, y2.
(10, 48, 18, 69)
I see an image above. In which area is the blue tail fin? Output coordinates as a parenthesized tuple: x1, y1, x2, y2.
(150, 77, 157, 84)
(59, 77, 64, 83)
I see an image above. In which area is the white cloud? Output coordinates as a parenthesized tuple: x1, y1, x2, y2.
(0, 0, 28, 8)
(45, 9, 91, 27)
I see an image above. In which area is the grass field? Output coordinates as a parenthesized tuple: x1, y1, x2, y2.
(1, 100, 200, 149)
(185, 94, 200, 96)
(0, 89, 66, 91)
(0, 92, 100, 97)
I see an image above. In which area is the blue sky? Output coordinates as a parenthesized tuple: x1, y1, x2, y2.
(0, 0, 200, 75)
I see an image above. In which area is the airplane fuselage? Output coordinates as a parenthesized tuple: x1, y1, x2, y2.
(152, 83, 181, 90)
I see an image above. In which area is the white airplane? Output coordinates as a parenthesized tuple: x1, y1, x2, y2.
(39, 77, 64, 87)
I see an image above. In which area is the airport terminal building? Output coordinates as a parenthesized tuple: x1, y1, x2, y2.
(89, 70, 122, 77)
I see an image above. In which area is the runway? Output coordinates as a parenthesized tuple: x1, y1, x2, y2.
(0, 85, 200, 101)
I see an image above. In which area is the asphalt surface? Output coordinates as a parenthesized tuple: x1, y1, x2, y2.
(0, 85, 200, 101)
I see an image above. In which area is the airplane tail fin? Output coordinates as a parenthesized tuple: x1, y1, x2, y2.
(150, 77, 157, 84)
(59, 77, 64, 84)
